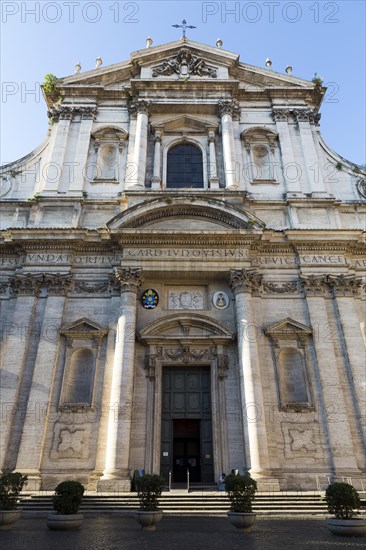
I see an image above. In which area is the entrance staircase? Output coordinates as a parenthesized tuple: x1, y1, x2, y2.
(19, 488, 366, 516)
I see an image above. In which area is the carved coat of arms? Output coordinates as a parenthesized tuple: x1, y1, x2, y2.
(152, 48, 217, 79)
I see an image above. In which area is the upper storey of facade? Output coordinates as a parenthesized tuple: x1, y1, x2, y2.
(1, 38, 365, 233)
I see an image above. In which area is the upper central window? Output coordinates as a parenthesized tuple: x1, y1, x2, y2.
(167, 143, 203, 188)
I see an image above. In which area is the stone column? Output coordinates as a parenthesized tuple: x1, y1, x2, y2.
(99, 267, 143, 490)
(218, 101, 240, 189)
(215, 351, 230, 476)
(272, 108, 302, 196)
(294, 109, 328, 196)
(126, 100, 150, 189)
(0, 275, 42, 472)
(42, 107, 73, 194)
(327, 275, 366, 471)
(208, 130, 219, 189)
(229, 269, 272, 479)
(68, 107, 97, 195)
(15, 274, 72, 489)
(300, 275, 360, 474)
(151, 131, 162, 189)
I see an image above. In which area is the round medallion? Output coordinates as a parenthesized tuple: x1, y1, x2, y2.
(141, 289, 159, 309)
(356, 178, 366, 199)
(212, 291, 229, 309)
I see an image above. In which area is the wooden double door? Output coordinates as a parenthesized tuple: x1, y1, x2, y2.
(161, 366, 214, 484)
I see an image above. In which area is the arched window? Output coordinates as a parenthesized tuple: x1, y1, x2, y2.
(167, 143, 203, 188)
(64, 347, 94, 405)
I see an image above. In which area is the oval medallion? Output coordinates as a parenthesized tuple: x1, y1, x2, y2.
(141, 289, 159, 309)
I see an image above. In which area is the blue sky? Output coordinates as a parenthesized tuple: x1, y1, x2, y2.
(1, 0, 365, 165)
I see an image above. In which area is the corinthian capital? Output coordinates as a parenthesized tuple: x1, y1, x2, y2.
(229, 269, 263, 295)
(218, 100, 240, 119)
(300, 274, 328, 296)
(114, 267, 143, 293)
(272, 108, 291, 122)
(44, 273, 72, 295)
(10, 273, 44, 296)
(327, 274, 362, 297)
(128, 99, 151, 117)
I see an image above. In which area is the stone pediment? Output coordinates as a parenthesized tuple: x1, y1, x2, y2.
(60, 318, 107, 337)
(58, 39, 314, 90)
(139, 313, 234, 343)
(153, 116, 217, 134)
(264, 318, 312, 340)
(106, 197, 265, 231)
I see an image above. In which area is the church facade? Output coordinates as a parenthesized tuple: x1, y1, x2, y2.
(1, 38, 365, 492)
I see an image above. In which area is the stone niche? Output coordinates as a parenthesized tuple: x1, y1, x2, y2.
(264, 318, 314, 411)
(58, 318, 108, 409)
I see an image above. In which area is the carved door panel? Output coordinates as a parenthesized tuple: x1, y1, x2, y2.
(161, 366, 214, 483)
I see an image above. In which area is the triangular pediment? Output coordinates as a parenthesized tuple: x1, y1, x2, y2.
(154, 115, 217, 133)
(265, 318, 313, 338)
(106, 197, 265, 231)
(57, 38, 314, 90)
(60, 317, 107, 336)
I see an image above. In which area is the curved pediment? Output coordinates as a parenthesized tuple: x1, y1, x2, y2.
(107, 197, 265, 230)
(139, 313, 234, 343)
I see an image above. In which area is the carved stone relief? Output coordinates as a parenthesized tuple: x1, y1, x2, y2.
(152, 48, 217, 79)
(168, 289, 204, 310)
(50, 423, 92, 460)
(281, 422, 323, 459)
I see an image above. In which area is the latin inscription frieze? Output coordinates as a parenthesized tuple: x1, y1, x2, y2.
(252, 255, 348, 266)
(122, 248, 248, 259)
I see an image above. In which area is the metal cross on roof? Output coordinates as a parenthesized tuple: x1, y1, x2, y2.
(172, 19, 196, 38)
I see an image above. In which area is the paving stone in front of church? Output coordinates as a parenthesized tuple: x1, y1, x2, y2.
(1, 517, 365, 550)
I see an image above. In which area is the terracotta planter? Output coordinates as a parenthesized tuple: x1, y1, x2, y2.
(227, 512, 256, 532)
(0, 510, 21, 529)
(134, 510, 163, 531)
(47, 513, 83, 530)
(326, 518, 366, 537)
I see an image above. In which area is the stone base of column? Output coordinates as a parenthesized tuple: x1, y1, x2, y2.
(311, 191, 334, 199)
(19, 471, 42, 491)
(249, 469, 280, 491)
(209, 177, 220, 189)
(97, 477, 131, 493)
(151, 177, 161, 190)
(225, 183, 239, 191)
(285, 191, 306, 199)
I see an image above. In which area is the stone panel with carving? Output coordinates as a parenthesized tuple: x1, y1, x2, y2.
(281, 422, 323, 460)
(50, 422, 92, 460)
(168, 288, 205, 310)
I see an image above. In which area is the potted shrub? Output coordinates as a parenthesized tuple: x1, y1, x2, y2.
(0, 472, 28, 529)
(134, 474, 165, 531)
(47, 480, 85, 530)
(225, 473, 257, 531)
(325, 482, 366, 536)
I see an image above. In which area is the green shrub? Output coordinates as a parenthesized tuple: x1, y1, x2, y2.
(225, 473, 257, 513)
(0, 472, 28, 510)
(325, 482, 361, 520)
(136, 474, 165, 511)
(52, 480, 85, 514)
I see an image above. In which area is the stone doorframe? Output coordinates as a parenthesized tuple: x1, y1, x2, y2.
(138, 313, 235, 481)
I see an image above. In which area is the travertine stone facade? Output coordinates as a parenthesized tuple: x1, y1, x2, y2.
(1, 38, 365, 491)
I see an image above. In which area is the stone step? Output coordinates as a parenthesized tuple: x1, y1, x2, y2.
(19, 493, 365, 516)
